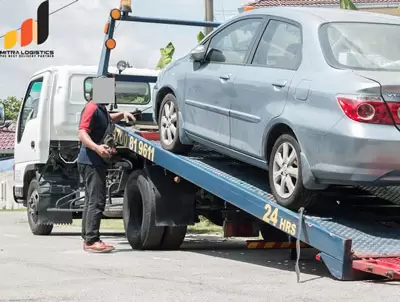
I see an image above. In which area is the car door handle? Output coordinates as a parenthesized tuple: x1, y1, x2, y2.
(31, 141, 35, 149)
(219, 74, 231, 81)
(272, 80, 287, 88)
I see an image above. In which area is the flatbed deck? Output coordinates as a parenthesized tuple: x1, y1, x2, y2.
(114, 124, 400, 281)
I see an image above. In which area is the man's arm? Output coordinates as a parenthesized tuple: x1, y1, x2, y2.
(79, 102, 97, 148)
(79, 102, 110, 158)
(110, 111, 136, 124)
(78, 129, 99, 152)
(109, 112, 125, 123)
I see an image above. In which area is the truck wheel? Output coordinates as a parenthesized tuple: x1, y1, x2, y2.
(26, 179, 53, 236)
(123, 170, 165, 250)
(160, 226, 187, 250)
(158, 93, 193, 154)
(269, 134, 318, 210)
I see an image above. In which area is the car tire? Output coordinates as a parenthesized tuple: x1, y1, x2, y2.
(268, 134, 318, 210)
(158, 93, 193, 154)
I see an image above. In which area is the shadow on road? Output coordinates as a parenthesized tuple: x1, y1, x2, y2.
(46, 231, 337, 283)
(50, 232, 125, 237)
(179, 235, 330, 283)
(101, 232, 330, 283)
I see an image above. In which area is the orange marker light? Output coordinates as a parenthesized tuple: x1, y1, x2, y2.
(243, 6, 255, 11)
(104, 22, 109, 34)
(105, 38, 116, 50)
(110, 8, 121, 20)
(120, 0, 132, 13)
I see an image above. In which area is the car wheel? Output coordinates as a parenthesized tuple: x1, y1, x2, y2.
(158, 93, 193, 154)
(269, 134, 318, 210)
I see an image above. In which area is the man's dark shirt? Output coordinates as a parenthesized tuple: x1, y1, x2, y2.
(77, 101, 111, 167)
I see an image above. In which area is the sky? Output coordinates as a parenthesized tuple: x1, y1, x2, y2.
(0, 0, 250, 99)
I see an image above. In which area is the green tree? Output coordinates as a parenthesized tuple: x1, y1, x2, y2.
(197, 31, 205, 43)
(340, 0, 357, 9)
(156, 31, 207, 70)
(156, 42, 176, 70)
(1, 96, 22, 121)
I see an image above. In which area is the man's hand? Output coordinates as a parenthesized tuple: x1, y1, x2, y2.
(95, 144, 111, 158)
(123, 112, 136, 123)
(110, 111, 136, 124)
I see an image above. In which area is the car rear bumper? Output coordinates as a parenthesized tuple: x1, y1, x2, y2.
(309, 117, 400, 185)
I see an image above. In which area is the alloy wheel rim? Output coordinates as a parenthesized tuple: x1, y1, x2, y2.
(272, 142, 299, 199)
(160, 101, 178, 145)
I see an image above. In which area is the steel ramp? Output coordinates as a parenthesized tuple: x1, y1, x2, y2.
(114, 125, 400, 280)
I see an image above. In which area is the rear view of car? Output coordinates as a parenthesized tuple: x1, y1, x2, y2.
(316, 19, 400, 204)
(154, 7, 400, 210)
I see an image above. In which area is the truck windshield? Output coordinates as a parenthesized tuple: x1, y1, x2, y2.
(84, 77, 150, 105)
(319, 22, 400, 71)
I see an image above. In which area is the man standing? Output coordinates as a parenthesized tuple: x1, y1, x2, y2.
(78, 92, 135, 253)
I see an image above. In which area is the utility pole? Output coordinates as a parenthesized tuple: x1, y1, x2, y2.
(204, 0, 214, 35)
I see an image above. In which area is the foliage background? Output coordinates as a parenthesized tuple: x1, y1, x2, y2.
(1, 96, 22, 121)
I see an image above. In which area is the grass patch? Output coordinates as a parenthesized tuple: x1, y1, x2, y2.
(69, 216, 223, 235)
(0, 208, 26, 212)
(70, 219, 124, 231)
(188, 217, 223, 235)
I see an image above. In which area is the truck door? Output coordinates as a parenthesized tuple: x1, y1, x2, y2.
(14, 72, 51, 167)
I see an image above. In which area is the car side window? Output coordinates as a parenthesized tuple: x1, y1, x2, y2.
(207, 18, 263, 65)
(252, 20, 302, 70)
(17, 78, 43, 142)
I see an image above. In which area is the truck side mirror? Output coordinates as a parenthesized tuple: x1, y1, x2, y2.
(0, 103, 5, 126)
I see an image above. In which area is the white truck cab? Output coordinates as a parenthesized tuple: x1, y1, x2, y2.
(12, 65, 159, 234)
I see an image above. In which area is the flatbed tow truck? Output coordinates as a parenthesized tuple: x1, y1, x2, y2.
(40, 2, 400, 282)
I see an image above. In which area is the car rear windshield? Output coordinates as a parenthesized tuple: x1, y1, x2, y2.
(319, 22, 400, 71)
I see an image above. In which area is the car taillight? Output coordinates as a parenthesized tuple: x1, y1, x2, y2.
(336, 95, 399, 125)
(386, 102, 400, 124)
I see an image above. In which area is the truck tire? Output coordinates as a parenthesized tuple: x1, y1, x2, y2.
(123, 170, 165, 250)
(269, 134, 318, 210)
(26, 179, 53, 236)
(158, 93, 193, 154)
(160, 226, 187, 250)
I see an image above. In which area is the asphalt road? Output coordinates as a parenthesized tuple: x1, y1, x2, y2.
(0, 212, 399, 302)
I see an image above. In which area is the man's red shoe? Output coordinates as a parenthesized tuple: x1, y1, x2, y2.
(83, 241, 114, 253)
(99, 240, 115, 250)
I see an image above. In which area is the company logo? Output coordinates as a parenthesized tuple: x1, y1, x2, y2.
(0, 0, 54, 58)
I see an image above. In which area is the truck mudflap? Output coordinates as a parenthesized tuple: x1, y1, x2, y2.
(38, 178, 74, 225)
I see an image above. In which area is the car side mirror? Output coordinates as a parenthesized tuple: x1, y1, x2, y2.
(207, 48, 226, 63)
(0, 103, 5, 126)
(190, 45, 206, 62)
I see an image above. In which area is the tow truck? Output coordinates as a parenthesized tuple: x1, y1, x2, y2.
(12, 1, 400, 282)
(97, 1, 400, 281)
